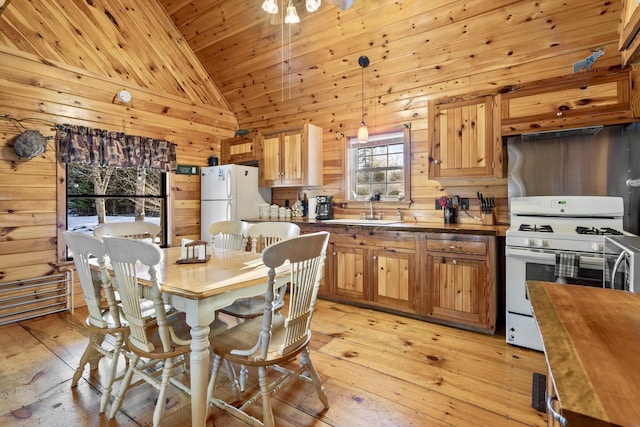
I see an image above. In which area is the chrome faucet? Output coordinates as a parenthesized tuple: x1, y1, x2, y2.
(362, 197, 375, 220)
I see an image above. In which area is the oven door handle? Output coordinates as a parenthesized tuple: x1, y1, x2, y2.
(610, 252, 627, 287)
(506, 247, 556, 260)
(506, 248, 604, 268)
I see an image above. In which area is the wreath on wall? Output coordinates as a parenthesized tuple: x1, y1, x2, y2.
(14, 130, 47, 159)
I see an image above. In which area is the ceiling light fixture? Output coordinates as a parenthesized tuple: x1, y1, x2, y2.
(262, 0, 278, 14)
(306, 0, 321, 13)
(357, 55, 369, 143)
(284, 0, 300, 24)
(264, 0, 321, 23)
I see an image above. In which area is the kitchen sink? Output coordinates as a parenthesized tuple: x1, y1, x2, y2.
(319, 219, 402, 226)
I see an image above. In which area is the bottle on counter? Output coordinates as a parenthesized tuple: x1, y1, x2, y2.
(302, 193, 308, 217)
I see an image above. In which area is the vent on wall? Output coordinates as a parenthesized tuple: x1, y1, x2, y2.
(521, 126, 603, 141)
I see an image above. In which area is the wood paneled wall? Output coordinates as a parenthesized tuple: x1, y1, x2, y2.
(0, 1, 236, 294)
(161, 0, 624, 224)
(0, 0, 631, 291)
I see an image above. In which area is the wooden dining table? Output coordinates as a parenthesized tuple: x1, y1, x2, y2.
(97, 245, 288, 427)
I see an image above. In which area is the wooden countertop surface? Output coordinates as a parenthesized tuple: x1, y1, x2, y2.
(527, 281, 640, 427)
(244, 218, 509, 236)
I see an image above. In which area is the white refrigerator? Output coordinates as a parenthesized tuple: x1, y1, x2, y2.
(200, 165, 270, 243)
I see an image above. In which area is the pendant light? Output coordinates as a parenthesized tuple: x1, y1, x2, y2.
(357, 55, 370, 143)
(284, 0, 300, 24)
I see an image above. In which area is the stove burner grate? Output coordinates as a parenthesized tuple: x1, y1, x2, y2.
(518, 224, 554, 233)
(575, 226, 623, 235)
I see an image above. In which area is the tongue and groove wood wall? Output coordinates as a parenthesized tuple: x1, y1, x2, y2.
(161, 0, 625, 220)
(0, 0, 631, 304)
(0, 0, 235, 310)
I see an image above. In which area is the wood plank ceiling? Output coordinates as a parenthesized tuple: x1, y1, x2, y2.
(158, 0, 622, 136)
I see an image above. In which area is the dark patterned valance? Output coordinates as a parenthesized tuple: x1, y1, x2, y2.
(56, 124, 177, 172)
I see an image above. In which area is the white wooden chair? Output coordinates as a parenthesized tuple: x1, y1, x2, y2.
(207, 231, 331, 427)
(218, 222, 300, 390)
(62, 231, 128, 414)
(208, 220, 250, 250)
(220, 222, 300, 320)
(94, 221, 161, 243)
(102, 237, 228, 427)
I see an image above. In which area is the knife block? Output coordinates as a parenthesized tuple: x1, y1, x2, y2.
(481, 209, 496, 226)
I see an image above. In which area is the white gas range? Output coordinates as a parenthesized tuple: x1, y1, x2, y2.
(505, 196, 624, 351)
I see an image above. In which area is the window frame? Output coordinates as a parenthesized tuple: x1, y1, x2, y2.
(65, 164, 169, 248)
(346, 127, 411, 203)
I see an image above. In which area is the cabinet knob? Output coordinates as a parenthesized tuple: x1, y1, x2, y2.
(449, 245, 460, 250)
(556, 111, 563, 117)
(452, 259, 458, 265)
(434, 159, 441, 165)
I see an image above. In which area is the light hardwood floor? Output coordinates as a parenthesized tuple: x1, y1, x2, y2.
(0, 299, 547, 426)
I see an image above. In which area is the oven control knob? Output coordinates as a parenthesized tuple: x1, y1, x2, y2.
(523, 238, 533, 246)
(534, 239, 546, 248)
(591, 242, 603, 252)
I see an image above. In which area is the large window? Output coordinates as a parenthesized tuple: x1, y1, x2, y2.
(66, 164, 167, 245)
(347, 129, 411, 202)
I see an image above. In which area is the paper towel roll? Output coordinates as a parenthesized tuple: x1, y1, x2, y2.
(308, 197, 317, 219)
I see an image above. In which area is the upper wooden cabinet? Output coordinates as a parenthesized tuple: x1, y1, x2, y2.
(428, 95, 503, 179)
(500, 69, 636, 136)
(620, 0, 640, 67)
(259, 123, 323, 187)
(220, 130, 260, 165)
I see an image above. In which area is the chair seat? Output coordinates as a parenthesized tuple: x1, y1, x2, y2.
(211, 314, 309, 365)
(218, 296, 285, 320)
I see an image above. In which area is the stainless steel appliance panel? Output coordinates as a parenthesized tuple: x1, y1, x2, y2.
(507, 124, 640, 234)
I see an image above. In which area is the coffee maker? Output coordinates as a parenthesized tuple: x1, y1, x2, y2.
(316, 195, 334, 220)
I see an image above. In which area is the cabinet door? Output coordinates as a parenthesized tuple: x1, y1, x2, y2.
(281, 131, 304, 186)
(220, 132, 260, 165)
(429, 96, 498, 179)
(260, 134, 282, 186)
(620, 0, 640, 66)
(426, 253, 488, 329)
(372, 250, 416, 313)
(500, 70, 632, 136)
(333, 244, 367, 300)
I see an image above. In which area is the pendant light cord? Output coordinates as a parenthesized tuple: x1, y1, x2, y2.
(361, 65, 364, 124)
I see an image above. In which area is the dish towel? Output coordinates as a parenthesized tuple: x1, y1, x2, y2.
(555, 253, 579, 278)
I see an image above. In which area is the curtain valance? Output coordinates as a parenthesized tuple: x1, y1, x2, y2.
(56, 124, 177, 172)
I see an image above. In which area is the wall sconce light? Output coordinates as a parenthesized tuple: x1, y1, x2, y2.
(357, 55, 369, 143)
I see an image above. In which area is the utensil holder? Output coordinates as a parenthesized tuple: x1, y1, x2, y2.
(444, 207, 456, 224)
(481, 209, 496, 225)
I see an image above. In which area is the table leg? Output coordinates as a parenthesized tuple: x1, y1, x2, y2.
(189, 322, 211, 427)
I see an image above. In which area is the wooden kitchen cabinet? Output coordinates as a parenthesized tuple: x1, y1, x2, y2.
(220, 130, 260, 165)
(428, 95, 502, 179)
(500, 69, 635, 136)
(620, 0, 640, 67)
(259, 123, 323, 187)
(423, 233, 496, 333)
(325, 229, 418, 314)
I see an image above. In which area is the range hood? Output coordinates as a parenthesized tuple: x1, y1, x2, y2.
(521, 126, 603, 141)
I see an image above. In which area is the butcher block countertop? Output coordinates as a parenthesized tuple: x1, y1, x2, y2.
(527, 281, 640, 427)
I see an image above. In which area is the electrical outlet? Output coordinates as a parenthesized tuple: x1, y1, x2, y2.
(435, 199, 443, 210)
(460, 198, 469, 210)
